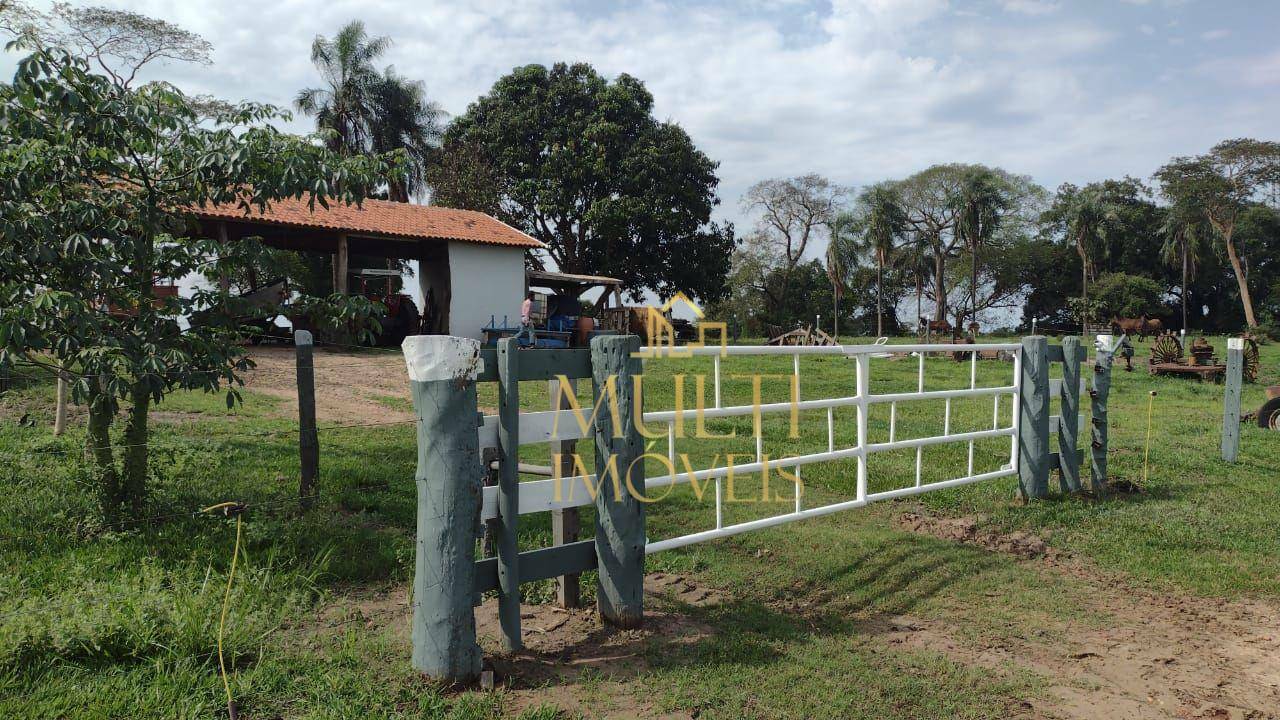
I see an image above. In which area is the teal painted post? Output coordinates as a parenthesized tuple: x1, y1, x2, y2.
(403, 335, 483, 683)
(1089, 338, 1114, 492)
(495, 338, 522, 650)
(1058, 336, 1082, 493)
(1221, 338, 1244, 462)
(1018, 336, 1050, 500)
(294, 330, 319, 508)
(591, 335, 646, 628)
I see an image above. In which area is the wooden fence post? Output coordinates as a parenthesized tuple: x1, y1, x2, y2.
(403, 335, 483, 683)
(550, 376, 581, 608)
(295, 329, 319, 508)
(1058, 336, 1082, 494)
(495, 337, 522, 650)
(1089, 337, 1114, 492)
(591, 335, 646, 628)
(1221, 338, 1244, 463)
(1018, 336, 1050, 501)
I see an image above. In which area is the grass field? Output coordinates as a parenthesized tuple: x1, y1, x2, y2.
(0, 335, 1276, 718)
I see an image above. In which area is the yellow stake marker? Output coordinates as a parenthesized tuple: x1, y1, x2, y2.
(201, 501, 245, 720)
(1143, 391, 1157, 485)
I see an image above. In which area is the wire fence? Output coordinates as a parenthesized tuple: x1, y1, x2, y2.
(0, 332, 424, 544)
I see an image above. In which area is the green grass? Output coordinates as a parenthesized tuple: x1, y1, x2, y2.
(0, 335, 1276, 717)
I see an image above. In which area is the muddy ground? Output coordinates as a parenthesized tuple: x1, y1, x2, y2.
(308, 519, 1280, 719)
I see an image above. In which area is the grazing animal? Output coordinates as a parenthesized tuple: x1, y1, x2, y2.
(920, 317, 952, 338)
(1109, 314, 1163, 340)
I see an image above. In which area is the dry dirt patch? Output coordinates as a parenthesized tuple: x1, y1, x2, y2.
(242, 345, 413, 424)
(894, 511, 1280, 720)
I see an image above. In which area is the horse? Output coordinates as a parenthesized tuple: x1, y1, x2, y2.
(1109, 314, 1163, 340)
(919, 317, 952, 339)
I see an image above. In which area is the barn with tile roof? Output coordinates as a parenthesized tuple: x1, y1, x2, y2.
(194, 197, 544, 340)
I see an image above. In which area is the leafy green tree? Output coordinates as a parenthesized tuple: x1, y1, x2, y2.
(1091, 273, 1166, 319)
(433, 62, 734, 303)
(296, 20, 443, 202)
(1156, 139, 1280, 328)
(0, 45, 390, 520)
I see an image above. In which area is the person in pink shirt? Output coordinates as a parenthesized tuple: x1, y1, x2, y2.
(520, 292, 534, 326)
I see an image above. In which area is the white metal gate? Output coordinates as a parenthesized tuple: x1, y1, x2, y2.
(477, 341, 1025, 554)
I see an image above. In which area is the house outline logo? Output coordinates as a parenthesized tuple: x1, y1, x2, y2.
(633, 292, 727, 358)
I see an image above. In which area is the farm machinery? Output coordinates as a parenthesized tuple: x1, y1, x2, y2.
(1148, 333, 1259, 383)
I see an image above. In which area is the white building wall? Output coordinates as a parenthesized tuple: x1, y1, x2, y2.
(447, 240, 526, 340)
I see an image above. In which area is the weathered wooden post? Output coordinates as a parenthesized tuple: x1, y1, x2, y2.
(1089, 335, 1115, 492)
(591, 335, 646, 627)
(550, 376, 581, 608)
(403, 335, 483, 684)
(295, 329, 319, 507)
(1221, 338, 1244, 462)
(1058, 336, 1082, 494)
(495, 338, 522, 650)
(1018, 336, 1050, 501)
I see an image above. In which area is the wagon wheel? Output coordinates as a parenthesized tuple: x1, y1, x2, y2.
(1242, 337, 1260, 383)
(1150, 333, 1184, 365)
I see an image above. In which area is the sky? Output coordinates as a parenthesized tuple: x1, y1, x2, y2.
(3, 0, 1279, 293)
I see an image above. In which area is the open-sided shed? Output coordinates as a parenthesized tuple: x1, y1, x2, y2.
(194, 197, 544, 340)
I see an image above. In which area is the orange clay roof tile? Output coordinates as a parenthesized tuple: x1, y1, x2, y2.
(193, 196, 543, 249)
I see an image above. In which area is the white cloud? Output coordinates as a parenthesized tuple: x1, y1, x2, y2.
(1138, 24, 1156, 35)
(2, 0, 1275, 232)
(1002, 0, 1060, 16)
(1201, 29, 1231, 41)
(1197, 49, 1280, 88)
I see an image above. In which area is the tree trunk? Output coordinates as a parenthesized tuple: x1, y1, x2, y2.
(876, 257, 884, 337)
(1223, 232, 1258, 328)
(933, 252, 947, 323)
(1181, 244, 1189, 331)
(915, 271, 923, 336)
(120, 386, 151, 515)
(1077, 238, 1089, 337)
(85, 385, 121, 521)
(54, 375, 68, 436)
(832, 288, 839, 342)
(971, 243, 979, 332)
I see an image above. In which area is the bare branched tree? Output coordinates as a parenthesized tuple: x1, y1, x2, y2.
(1, 2, 212, 87)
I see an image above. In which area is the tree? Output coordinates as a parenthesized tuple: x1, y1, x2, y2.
(0, 44, 390, 520)
(845, 183, 906, 336)
(893, 165, 966, 324)
(433, 62, 733, 303)
(825, 216, 854, 340)
(743, 174, 847, 319)
(296, 20, 443, 202)
(1091, 273, 1167, 319)
(953, 168, 1010, 329)
(1160, 201, 1208, 331)
(1156, 139, 1280, 328)
(0, 1, 212, 88)
(1049, 184, 1116, 334)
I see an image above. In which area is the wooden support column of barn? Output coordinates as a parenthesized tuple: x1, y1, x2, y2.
(334, 234, 349, 295)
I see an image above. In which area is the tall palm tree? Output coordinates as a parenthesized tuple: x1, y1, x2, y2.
(296, 21, 443, 201)
(1063, 187, 1113, 336)
(825, 214, 856, 341)
(1160, 202, 1207, 332)
(859, 184, 907, 337)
